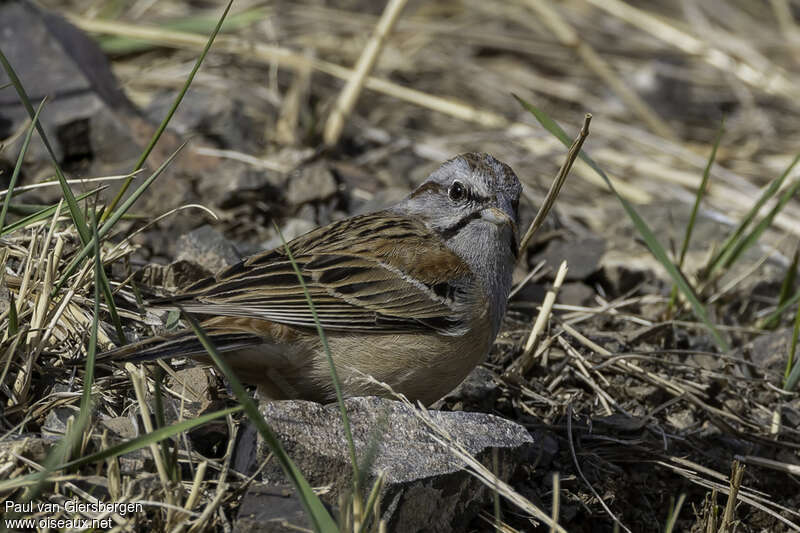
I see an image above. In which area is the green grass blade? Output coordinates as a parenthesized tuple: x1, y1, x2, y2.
(721, 176, 800, 271)
(778, 247, 799, 310)
(181, 311, 337, 533)
(0, 50, 91, 245)
(706, 154, 800, 277)
(0, 405, 241, 492)
(765, 246, 799, 329)
(53, 144, 186, 295)
(513, 94, 729, 351)
(679, 123, 723, 268)
(0, 98, 46, 231)
(98, 7, 266, 55)
(786, 354, 800, 391)
(758, 287, 800, 329)
(96, 248, 126, 345)
(356, 472, 386, 533)
(0, 187, 105, 237)
(66, 405, 242, 470)
(83, 212, 101, 412)
(275, 223, 361, 487)
(784, 297, 800, 390)
(664, 493, 686, 533)
(668, 123, 723, 314)
(0, 405, 243, 493)
(152, 367, 178, 481)
(102, 0, 233, 220)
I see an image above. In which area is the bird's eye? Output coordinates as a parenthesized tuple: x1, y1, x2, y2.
(448, 181, 466, 202)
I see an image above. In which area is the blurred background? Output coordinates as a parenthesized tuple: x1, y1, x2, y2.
(5, 0, 800, 266)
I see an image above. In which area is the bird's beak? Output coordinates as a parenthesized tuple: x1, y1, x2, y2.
(482, 207, 519, 256)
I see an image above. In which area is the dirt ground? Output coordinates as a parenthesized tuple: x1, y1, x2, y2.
(3, 0, 800, 531)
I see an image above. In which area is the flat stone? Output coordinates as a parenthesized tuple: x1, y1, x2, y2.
(536, 237, 605, 281)
(42, 406, 78, 435)
(286, 162, 338, 206)
(250, 397, 536, 533)
(0, 1, 139, 169)
(557, 282, 596, 306)
(101, 416, 137, 440)
(145, 88, 266, 153)
(0, 435, 55, 470)
(166, 367, 213, 407)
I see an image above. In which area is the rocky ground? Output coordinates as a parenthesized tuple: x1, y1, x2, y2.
(1, 0, 800, 531)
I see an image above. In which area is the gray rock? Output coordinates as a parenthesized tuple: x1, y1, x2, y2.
(195, 158, 284, 210)
(0, 1, 139, 167)
(101, 416, 137, 440)
(42, 406, 77, 435)
(100, 416, 148, 474)
(733, 328, 791, 379)
(166, 367, 213, 406)
(535, 237, 605, 281)
(176, 225, 241, 273)
(286, 162, 338, 206)
(234, 484, 311, 533)
(253, 397, 536, 533)
(0, 435, 55, 465)
(557, 282, 596, 306)
(438, 366, 499, 412)
(667, 408, 696, 432)
(145, 88, 265, 153)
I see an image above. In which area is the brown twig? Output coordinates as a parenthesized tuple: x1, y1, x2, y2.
(518, 113, 591, 256)
(720, 460, 745, 533)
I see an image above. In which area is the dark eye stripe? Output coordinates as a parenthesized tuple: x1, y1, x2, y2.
(439, 211, 482, 241)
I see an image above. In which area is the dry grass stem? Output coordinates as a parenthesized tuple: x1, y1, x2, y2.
(586, 0, 800, 99)
(735, 454, 800, 476)
(323, 0, 408, 146)
(511, 260, 568, 376)
(720, 460, 745, 533)
(68, 17, 656, 207)
(519, 114, 591, 255)
(126, 363, 172, 490)
(522, 0, 675, 140)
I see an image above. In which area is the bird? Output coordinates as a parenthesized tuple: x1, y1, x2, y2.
(102, 152, 522, 406)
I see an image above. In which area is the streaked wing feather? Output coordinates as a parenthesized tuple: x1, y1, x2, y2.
(158, 213, 473, 334)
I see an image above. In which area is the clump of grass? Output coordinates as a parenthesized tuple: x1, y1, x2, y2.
(0, 2, 273, 530)
(514, 94, 729, 352)
(0, 2, 390, 530)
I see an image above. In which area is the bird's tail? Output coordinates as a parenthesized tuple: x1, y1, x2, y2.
(94, 328, 263, 365)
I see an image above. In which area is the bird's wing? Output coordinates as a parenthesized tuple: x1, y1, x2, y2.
(157, 213, 476, 334)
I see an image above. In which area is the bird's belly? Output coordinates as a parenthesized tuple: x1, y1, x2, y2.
(220, 318, 493, 406)
(318, 325, 492, 405)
